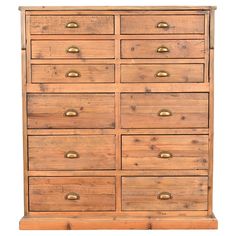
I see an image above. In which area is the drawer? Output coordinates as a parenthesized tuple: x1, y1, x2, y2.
(30, 15, 114, 35)
(121, 40, 205, 59)
(29, 177, 115, 211)
(121, 93, 208, 128)
(122, 135, 208, 170)
(32, 64, 115, 83)
(121, 64, 204, 83)
(121, 15, 205, 34)
(32, 40, 115, 59)
(122, 177, 208, 211)
(29, 135, 116, 170)
(28, 94, 115, 129)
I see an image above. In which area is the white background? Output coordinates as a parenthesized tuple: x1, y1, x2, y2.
(0, 0, 234, 235)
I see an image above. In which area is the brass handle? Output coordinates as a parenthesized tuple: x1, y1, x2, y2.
(67, 47, 80, 53)
(66, 22, 79, 28)
(157, 46, 169, 53)
(65, 151, 79, 159)
(158, 192, 172, 200)
(157, 22, 169, 29)
(158, 109, 172, 117)
(155, 71, 169, 78)
(64, 109, 78, 117)
(66, 71, 80, 78)
(65, 192, 80, 200)
(158, 151, 173, 159)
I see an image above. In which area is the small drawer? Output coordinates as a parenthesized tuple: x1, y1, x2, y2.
(32, 64, 115, 83)
(122, 177, 208, 211)
(32, 40, 115, 59)
(28, 94, 115, 129)
(29, 177, 116, 211)
(121, 64, 204, 83)
(30, 15, 114, 35)
(122, 135, 208, 170)
(121, 93, 208, 128)
(121, 40, 205, 59)
(121, 15, 205, 34)
(29, 135, 116, 170)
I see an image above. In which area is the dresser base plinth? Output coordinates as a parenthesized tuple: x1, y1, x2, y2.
(19, 215, 218, 230)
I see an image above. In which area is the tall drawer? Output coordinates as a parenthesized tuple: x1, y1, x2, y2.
(29, 177, 116, 211)
(29, 135, 116, 170)
(122, 135, 208, 170)
(121, 64, 204, 83)
(121, 93, 208, 128)
(30, 15, 114, 35)
(122, 177, 208, 211)
(28, 94, 115, 129)
(121, 40, 205, 59)
(121, 15, 205, 34)
(32, 64, 115, 83)
(32, 40, 115, 59)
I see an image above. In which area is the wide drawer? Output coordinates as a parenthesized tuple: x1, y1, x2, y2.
(29, 135, 116, 170)
(121, 93, 208, 128)
(121, 64, 204, 83)
(27, 94, 115, 129)
(121, 15, 205, 34)
(121, 40, 205, 59)
(32, 64, 115, 83)
(31, 40, 115, 59)
(30, 15, 114, 35)
(29, 177, 115, 211)
(122, 177, 208, 211)
(122, 135, 208, 170)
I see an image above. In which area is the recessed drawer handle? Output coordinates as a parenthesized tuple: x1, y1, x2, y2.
(155, 71, 169, 78)
(158, 151, 172, 159)
(157, 22, 169, 28)
(158, 192, 172, 200)
(158, 109, 172, 117)
(67, 47, 80, 53)
(66, 22, 79, 28)
(65, 151, 79, 159)
(65, 192, 80, 200)
(64, 109, 78, 117)
(66, 71, 80, 78)
(157, 46, 169, 53)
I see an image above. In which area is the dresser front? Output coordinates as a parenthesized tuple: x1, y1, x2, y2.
(19, 6, 217, 230)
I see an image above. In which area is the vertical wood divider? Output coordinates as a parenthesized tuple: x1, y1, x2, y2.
(204, 12, 210, 83)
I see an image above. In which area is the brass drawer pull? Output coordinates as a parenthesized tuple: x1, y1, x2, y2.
(155, 71, 169, 78)
(157, 46, 169, 53)
(158, 151, 173, 159)
(65, 151, 79, 159)
(66, 22, 79, 28)
(65, 192, 80, 200)
(64, 109, 78, 117)
(157, 22, 169, 28)
(66, 71, 80, 78)
(158, 109, 172, 117)
(67, 47, 80, 53)
(158, 192, 172, 200)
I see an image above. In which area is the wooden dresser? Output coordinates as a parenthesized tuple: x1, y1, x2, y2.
(19, 6, 217, 230)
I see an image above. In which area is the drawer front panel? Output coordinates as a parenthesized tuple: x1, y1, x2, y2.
(121, 64, 204, 83)
(121, 15, 205, 34)
(121, 40, 205, 59)
(29, 135, 116, 170)
(122, 177, 208, 211)
(32, 64, 115, 83)
(30, 15, 114, 35)
(32, 40, 115, 59)
(28, 94, 115, 129)
(122, 135, 208, 170)
(29, 177, 116, 211)
(121, 93, 208, 128)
